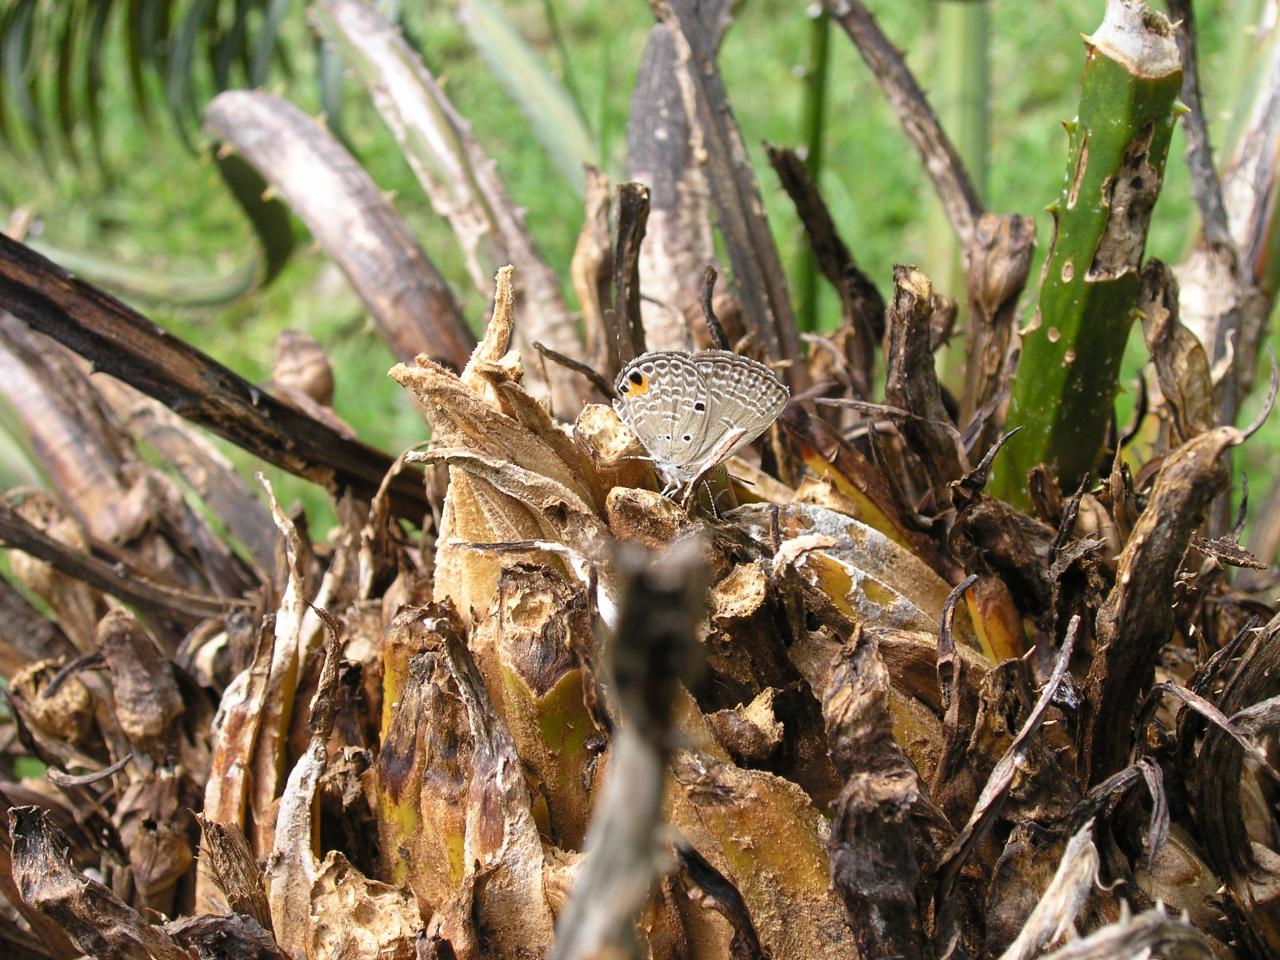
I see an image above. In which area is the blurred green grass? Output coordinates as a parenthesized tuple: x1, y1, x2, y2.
(0, 0, 1270, 536)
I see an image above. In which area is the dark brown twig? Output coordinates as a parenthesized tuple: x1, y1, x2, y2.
(765, 143, 882, 391)
(0, 234, 429, 520)
(883, 266, 967, 509)
(699, 267, 730, 350)
(823, 0, 981, 250)
(613, 182, 651, 363)
(533, 341, 618, 399)
(1167, 0, 1234, 250)
(1243, 346, 1279, 440)
(46, 754, 132, 788)
(0, 501, 235, 622)
(651, 0, 808, 391)
(549, 540, 707, 960)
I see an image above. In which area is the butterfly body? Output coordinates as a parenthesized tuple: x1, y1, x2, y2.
(612, 350, 789, 494)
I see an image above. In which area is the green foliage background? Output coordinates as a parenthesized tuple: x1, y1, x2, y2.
(1, 0, 1266, 529)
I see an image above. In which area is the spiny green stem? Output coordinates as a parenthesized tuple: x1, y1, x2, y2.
(993, 0, 1183, 506)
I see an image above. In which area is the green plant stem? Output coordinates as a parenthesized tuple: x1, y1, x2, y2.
(993, 1, 1183, 506)
(797, 8, 831, 333)
(932, 0, 989, 387)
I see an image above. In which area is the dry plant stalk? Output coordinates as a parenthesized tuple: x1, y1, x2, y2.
(0, 257, 1272, 960)
(0, 0, 1278, 953)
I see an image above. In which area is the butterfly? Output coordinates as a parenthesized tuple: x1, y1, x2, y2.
(613, 350, 789, 497)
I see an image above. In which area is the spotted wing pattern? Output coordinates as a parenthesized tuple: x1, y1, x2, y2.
(692, 351, 789, 462)
(613, 352, 708, 484)
(614, 349, 790, 488)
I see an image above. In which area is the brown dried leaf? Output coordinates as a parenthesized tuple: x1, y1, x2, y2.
(307, 852, 419, 960)
(574, 167, 615, 371)
(90, 373, 278, 574)
(666, 749, 853, 960)
(248, 480, 314, 859)
(114, 769, 196, 909)
(0, 577, 78, 677)
(883, 265, 967, 510)
(573, 403, 656, 495)
(606, 487, 698, 549)
(197, 816, 273, 933)
(96, 609, 183, 763)
(1187, 612, 1280, 952)
(822, 625, 927, 960)
(475, 564, 603, 849)
(997, 820, 1099, 960)
(273, 330, 336, 406)
(697, 561, 841, 803)
(8, 805, 189, 960)
(197, 616, 275, 911)
(779, 405, 956, 577)
(732, 501, 967, 631)
(393, 278, 610, 623)
(627, 6, 726, 353)
(934, 621, 1079, 956)
(428, 617, 557, 959)
(1190, 534, 1267, 569)
(0, 798, 81, 960)
(703, 561, 797, 701)
(706, 688, 784, 766)
(0, 315, 252, 600)
(650, 0, 807, 393)
(266, 610, 343, 955)
(962, 213, 1035, 449)
(1133, 825, 1232, 942)
(1080, 427, 1240, 783)
(7, 658, 96, 749)
(949, 478, 1056, 638)
(1140, 260, 1215, 442)
(0, 314, 144, 544)
(165, 913, 285, 960)
(379, 620, 469, 911)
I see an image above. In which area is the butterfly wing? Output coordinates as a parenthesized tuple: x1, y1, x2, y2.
(689, 351, 789, 465)
(613, 352, 709, 484)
